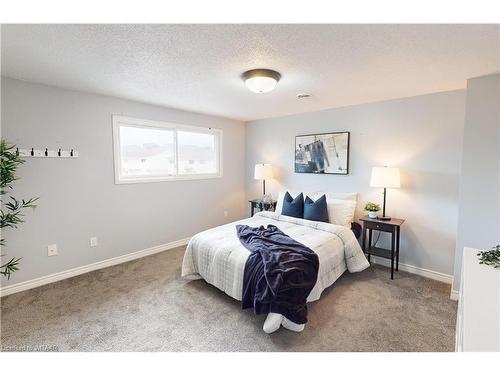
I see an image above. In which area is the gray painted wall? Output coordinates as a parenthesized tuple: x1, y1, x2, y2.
(1, 78, 246, 286)
(453, 73, 500, 291)
(246, 91, 466, 276)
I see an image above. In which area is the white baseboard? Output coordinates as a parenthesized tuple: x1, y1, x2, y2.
(370, 256, 454, 285)
(450, 289, 459, 301)
(0, 237, 190, 297)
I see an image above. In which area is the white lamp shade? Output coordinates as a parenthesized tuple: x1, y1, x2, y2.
(370, 167, 401, 188)
(254, 163, 273, 180)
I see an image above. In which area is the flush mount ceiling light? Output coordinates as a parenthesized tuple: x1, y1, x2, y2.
(242, 69, 281, 94)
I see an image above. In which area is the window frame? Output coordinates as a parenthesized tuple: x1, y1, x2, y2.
(112, 115, 223, 184)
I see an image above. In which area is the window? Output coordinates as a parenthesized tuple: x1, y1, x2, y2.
(113, 116, 222, 184)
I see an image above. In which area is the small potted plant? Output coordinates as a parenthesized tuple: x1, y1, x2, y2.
(364, 202, 380, 219)
(477, 245, 500, 268)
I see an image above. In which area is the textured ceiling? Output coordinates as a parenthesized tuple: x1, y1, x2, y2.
(1, 24, 499, 121)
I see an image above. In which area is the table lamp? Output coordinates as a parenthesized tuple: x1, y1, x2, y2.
(254, 163, 273, 196)
(370, 166, 400, 220)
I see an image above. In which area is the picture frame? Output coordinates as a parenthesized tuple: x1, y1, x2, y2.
(294, 131, 350, 174)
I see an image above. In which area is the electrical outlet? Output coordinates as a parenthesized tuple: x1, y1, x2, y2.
(223, 210, 228, 218)
(90, 237, 98, 247)
(47, 244, 58, 256)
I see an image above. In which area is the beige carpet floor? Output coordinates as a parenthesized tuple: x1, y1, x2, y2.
(1, 246, 457, 352)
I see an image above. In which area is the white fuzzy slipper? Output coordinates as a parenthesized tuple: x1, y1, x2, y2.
(281, 317, 305, 332)
(263, 313, 284, 334)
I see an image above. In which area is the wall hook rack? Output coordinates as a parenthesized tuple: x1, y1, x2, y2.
(16, 147, 79, 158)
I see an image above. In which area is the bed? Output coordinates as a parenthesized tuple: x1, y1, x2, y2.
(181, 210, 369, 304)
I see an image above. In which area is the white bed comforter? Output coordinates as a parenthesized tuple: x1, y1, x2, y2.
(182, 211, 369, 302)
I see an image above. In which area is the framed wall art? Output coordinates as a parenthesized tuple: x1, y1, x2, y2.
(295, 131, 350, 174)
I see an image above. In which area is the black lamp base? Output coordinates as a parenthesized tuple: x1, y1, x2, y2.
(378, 187, 392, 221)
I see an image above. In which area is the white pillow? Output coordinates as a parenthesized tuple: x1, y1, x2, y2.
(325, 198, 357, 227)
(309, 191, 357, 202)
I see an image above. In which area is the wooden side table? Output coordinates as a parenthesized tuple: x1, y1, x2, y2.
(360, 216, 405, 279)
(249, 199, 277, 216)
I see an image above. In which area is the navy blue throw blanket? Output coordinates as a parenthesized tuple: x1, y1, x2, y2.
(236, 224, 319, 324)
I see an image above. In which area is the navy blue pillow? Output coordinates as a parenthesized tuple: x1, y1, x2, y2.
(281, 192, 304, 218)
(303, 194, 329, 223)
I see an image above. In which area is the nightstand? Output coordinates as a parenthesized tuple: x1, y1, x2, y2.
(360, 216, 405, 279)
(249, 198, 277, 216)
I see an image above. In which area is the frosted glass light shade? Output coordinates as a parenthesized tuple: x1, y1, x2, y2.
(254, 163, 273, 180)
(242, 69, 281, 94)
(370, 167, 400, 188)
(245, 76, 278, 93)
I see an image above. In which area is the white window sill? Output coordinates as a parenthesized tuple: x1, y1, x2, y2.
(115, 174, 223, 184)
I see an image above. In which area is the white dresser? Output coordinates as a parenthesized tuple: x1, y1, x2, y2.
(455, 247, 500, 351)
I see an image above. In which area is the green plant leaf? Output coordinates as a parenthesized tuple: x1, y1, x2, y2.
(477, 245, 500, 269)
(1, 139, 39, 278)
